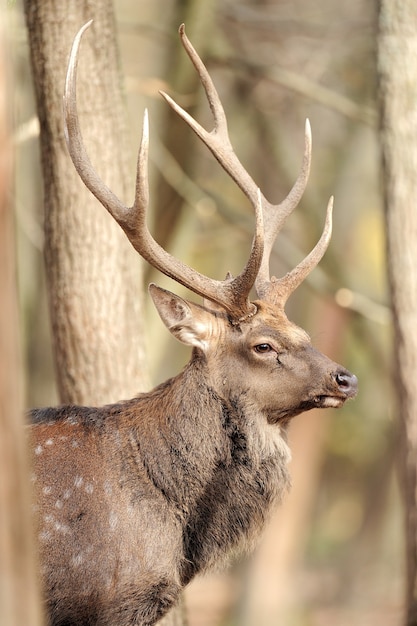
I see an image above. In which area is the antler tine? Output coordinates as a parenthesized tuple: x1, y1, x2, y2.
(160, 24, 261, 212)
(257, 196, 334, 307)
(63, 21, 264, 320)
(255, 120, 312, 293)
(63, 20, 126, 224)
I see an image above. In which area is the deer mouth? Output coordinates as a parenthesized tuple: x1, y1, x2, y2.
(270, 393, 349, 423)
(314, 395, 348, 409)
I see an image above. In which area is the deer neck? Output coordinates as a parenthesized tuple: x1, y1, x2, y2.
(124, 356, 291, 554)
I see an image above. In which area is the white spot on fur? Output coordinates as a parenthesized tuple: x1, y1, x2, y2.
(39, 530, 52, 542)
(35, 445, 43, 456)
(70, 553, 84, 567)
(45, 438, 54, 446)
(85, 482, 94, 494)
(109, 511, 118, 531)
(55, 499, 63, 510)
(63, 489, 72, 500)
(43, 486, 52, 495)
(74, 476, 83, 488)
(54, 521, 70, 535)
(71, 440, 79, 448)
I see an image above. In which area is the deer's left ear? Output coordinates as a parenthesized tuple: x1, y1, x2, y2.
(149, 283, 216, 350)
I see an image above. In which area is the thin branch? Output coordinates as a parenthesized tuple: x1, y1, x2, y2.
(211, 56, 377, 127)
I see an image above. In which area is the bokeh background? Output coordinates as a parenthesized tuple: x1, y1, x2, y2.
(9, 0, 397, 624)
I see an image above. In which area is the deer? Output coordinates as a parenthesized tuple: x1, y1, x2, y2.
(30, 21, 358, 626)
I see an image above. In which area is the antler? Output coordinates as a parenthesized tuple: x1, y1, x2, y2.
(63, 20, 263, 321)
(64, 21, 332, 319)
(161, 24, 333, 308)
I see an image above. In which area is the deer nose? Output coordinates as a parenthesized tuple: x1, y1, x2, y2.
(335, 370, 358, 398)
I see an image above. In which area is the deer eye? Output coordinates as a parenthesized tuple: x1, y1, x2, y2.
(254, 343, 273, 354)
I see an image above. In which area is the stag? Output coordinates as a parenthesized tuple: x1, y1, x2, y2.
(30, 21, 357, 626)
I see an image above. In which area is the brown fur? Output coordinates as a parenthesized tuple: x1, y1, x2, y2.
(30, 288, 357, 625)
(42, 22, 359, 624)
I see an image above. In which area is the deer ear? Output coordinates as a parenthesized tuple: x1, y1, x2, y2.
(149, 284, 215, 350)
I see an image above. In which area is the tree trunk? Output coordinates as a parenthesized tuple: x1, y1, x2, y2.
(24, 0, 148, 406)
(0, 12, 44, 626)
(24, 2, 185, 624)
(378, 2, 417, 623)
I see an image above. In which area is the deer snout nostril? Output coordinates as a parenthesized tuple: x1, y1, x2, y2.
(335, 371, 358, 397)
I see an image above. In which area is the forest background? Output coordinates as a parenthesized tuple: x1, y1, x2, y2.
(5, 0, 396, 624)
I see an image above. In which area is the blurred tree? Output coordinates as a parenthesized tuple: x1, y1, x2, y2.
(146, 0, 216, 256)
(0, 11, 44, 626)
(23, 0, 148, 406)
(23, 0, 184, 624)
(378, 1, 417, 624)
